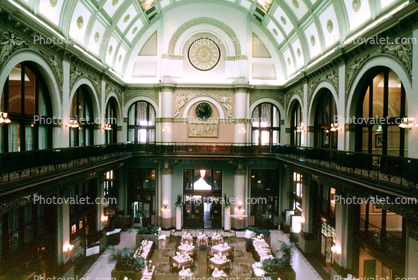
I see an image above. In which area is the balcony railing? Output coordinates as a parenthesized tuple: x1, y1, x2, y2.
(1, 142, 418, 191)
(358, 218, 405, 258)
(0, 142, 133, 183)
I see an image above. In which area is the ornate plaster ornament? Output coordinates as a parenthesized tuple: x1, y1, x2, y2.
(0, 32, 28, 65)
(188, 38, 220, 71)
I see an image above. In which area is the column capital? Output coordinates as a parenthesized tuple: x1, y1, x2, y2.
(155, 83, 177, 92)
(232, 84, 253, 93)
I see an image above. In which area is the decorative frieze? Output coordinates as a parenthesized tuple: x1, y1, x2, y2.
(188, 122, 219, 137)
(174, 92, 234, 118)
(307, 78, 320, 105)
(325, 70, 339, 93)
(345, 55, 368, 101)
(378, 40, 412, 76)
(0, 31, 28, 66)
(40, 50, 63, 87)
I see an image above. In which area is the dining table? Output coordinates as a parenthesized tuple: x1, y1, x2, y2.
(211, 243, 231, 256)
(177, 243, 195, 255)
(178, 268, 195, 280)
(173, 253, 194, 268)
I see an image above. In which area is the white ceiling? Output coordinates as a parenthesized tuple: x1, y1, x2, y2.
(16, 0, 408, 84)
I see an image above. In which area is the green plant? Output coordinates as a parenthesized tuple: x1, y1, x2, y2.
(262, 242, 293, 272)
(137, 224, 160, 235)
(223, 195, 232, 206)
(244, 226, 271, 237)
(175, 194, 183, 207)
(108, 246, 145, 272)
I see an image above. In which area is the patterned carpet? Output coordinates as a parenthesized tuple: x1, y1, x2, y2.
(233, 249, 248, 259)
(230, 263, 253, 275)
(159, 248, 176, 258)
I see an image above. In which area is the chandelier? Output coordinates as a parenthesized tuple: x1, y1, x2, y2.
(399, 117, 417, 129)
(0, 112, 11, 125)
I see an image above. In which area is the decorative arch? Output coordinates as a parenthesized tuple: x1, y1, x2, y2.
(123, 96, 159, 118)
(286, 95, 303, 128)
(105, 92, 123, 125)
(181, 96, 226, 119)
(0, 50, 62, 119)
(308, 81, 339, 127)
(249, 98, 285, 120)
(346, 55, 413, 119)
(69, 77, 101, 122)
(168, 17, 241, 55)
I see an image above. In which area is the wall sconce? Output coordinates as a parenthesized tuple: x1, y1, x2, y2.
(162, 127, 170, 132)
(0, 112, 11, 125)
(236, 204, 245, 213)
(331, 246, 341, 262)
(104, 124, 112, 130)
(68, 119, 79, 128)
(399, 117, 417, 129)
(101, 216, 108, 222)
(239, 128, 246, 133)
(296, 122, 304, 132)
(161, 203, 170, 211)
(330, 123, 341, 131)
(63, 244, 74, 259)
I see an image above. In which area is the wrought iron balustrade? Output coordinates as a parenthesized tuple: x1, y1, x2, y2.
(358, 218, 405, 257)
(0, 142, 133, 183)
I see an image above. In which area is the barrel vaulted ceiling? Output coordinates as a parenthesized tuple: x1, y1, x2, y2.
(9, 0, 409, 84)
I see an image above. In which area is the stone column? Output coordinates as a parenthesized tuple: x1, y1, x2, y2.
(406, 221, 418, 278)
(233, 168, 246, 230)
(118, 167, 128, 215)
(233, 85, 249, 143)
(61, 61, 71, 148)
(161, 167, 173, 229)
(96, 174, 105, 231)
(279, 166, 292, 215)
(57, 190, 70, 265)
(298, 177, 318, 253)
(160, 84, 175, 144)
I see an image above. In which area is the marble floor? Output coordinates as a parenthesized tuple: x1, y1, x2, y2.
(82, 229, 323, 280)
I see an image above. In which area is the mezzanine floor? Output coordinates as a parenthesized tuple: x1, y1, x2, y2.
(81, 230, 323, 280)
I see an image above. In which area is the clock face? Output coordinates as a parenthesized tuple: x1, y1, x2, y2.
(195, 103, 213, 120)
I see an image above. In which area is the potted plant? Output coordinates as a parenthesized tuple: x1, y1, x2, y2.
(261, 243, 295, 280)
(175, 195, 183, 230)
(244, 226, 271, 245)
(136, 224, 161, 246)
(109, 247, 146, 280)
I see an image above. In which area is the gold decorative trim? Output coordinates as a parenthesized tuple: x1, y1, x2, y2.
(285, 128, 291, 133)
(307, 126, 314, 132)
(157, 118, 174, 123)
(162, 54, 184, 60)
(234, 169, 245, 176)
(162, 168, 173, 175)
(117, 126, 122, 131)
(225, 55, 248, 61)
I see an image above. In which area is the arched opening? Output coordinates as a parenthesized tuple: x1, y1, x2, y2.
(105, 97, 118, 144)
(127, 101, 156, 144)
(290, 101, 303, 146)
(0, 62, 53, 152)
(354, 67, 408, 156)
(251, 103, 281, 145)
(313, 90, 338, 149)
(69, 85, 94, 147)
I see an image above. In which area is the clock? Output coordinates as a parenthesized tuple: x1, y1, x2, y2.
(195, 102, 213, 120)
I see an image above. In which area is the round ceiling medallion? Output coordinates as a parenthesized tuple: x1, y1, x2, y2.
(287, 58, 291, 65)
(272, 28, 278, 36)
(124, 14, 130, 23)
(109, 46, 113, 55)
(77, 16, 83, 29)
(280, 16, 287, 25)
(292, 0, 299, 9)
(327, 20, 333, 33)
(297, 48, 301, 58)
(112, 0, 118, 6)
(352, 0, 361, 12)
(188, 38, 221, 71)
(310, 35, 316, 46)
(132, 27, 138, 34)
(50, 0, 57, 7)
(94, 32, 100, 43)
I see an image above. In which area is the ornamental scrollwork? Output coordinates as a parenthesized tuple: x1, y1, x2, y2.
(345, 55, 368, 101)
(0, 32, 28, 66)
(378, 40, 412, 76)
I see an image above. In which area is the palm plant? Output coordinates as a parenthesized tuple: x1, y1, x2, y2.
(108, 246, 145, 272)
(175, 194, 183, 207)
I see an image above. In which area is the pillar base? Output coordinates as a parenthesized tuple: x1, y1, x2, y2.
(298, 231, 318, 254)
(161, 217, 172, 230)
(232, 218, 245, 230)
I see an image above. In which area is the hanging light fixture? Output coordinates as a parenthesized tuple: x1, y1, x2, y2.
(330, 123, 341, 131)
(399, 117, 417, 129)
(68, 119, 79, 128)
(0, 112, 11, 125)
(296, 122, 304, 133)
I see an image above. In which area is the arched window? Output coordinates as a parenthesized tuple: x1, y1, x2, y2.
(70, 86, 94, 147)
(127, 101, 155, 144)
(355, 68, 408, 157)
(251, 103, 281, 145)
(0, 63, 52, 152)
(314, 90, 337, 149)
(290, 101, 302, 146)
(105, 98, 117, 144)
